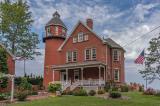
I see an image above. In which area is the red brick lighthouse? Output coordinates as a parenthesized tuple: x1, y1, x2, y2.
(43, 11, 67, 88)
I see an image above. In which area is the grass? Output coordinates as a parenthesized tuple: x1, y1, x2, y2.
(8, 92, 160, 106)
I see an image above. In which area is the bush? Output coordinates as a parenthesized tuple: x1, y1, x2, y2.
(19, 78, 32, 91)
(97, 89, 105, 94)
(16, 91, 28, 101)
(104, 84, 111, 92)
(154, 91, 160, 97)
(73, 89, 88, 96)
(111, 86, 119, 91)
(30, 91, 38, 95)
(88, 90, 96, 96)
(109, 91, 121, 98)
(143, 88, 156, 95)
(62, 91, 73, 95)
(0, 93, 9, 101)
(139, 86, 144, 92)
(48, 83, 61, 93)
(120, 85, 129, 92)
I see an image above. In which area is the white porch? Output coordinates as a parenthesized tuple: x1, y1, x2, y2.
(52, 61, 107, 91)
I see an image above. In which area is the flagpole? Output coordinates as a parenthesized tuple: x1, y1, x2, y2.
(144, 49, 148, 90)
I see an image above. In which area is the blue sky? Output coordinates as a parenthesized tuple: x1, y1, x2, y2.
(10, 0, 160, 89)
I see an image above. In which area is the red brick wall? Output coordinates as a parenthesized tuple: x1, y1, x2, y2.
(0, 47, 15, 92)
(43, 21, 125, 87)
(43, 38, 64, 88)
(59, 23, 107, 64)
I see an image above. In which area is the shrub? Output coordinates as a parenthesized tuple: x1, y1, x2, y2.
(104, 84, 111, 92)
(62, 91, 73, 95)
(88, 90, 96, 96)
(111, 86, 119, 91)
(48, 83, 61, 93)
(139, 86, 144, 92)
(30, 91, 38, 95)
(143, 88, 156, 95)
(97, 89, 105, 94)
(154, 91, 160, 97)
(19, 78, 32, 91)
(0, 93, 9, 101)
(120, 85, 129, 92)
(16, 91, 28, 101)
(73, 89, 88, 96)
(109, 91, 121, 98)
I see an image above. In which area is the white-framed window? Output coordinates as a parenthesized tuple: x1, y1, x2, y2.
(78, 32, 84, 42)
(74, 70, 79, 81)
(72, 51, 77, 62)
(55, 26, 58, 35)
(62, 28, 65, 34)
(46, 27, 51, 36)
(66, 51, 72, 63)
(114, 69, 119, 81)
(73, 37, 77, 43)
(92, 48, 96, 60)
(85, 49, 91, 60)
(113, 49, 120, 61)
(84, 35, 88, 41)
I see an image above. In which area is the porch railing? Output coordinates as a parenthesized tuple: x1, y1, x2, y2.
(61, 79, 105, 91)
(80, 79, 105, 86)
(61, 80, 71, 91)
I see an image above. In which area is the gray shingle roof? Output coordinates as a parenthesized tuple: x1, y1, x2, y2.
(103, 38, 125, 51)
(46, 11, 67, 29)
(52, 61, 106, 70)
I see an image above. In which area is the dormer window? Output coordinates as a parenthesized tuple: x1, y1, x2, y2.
(78, 32, 84, 42)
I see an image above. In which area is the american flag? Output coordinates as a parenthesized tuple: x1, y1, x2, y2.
(134, 50, 145, 64)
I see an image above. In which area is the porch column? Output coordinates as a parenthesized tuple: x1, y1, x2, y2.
(11, 76, 14, 102)
(66, 69, 68, 82)
(99, 66, 101, 86)
(81, 67, 84, 86)
(53, 69, 55, 83)
(103, 66, 106, 81)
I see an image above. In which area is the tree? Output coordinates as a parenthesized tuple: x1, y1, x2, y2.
(139, 35, 160, 83)
(0, 0, 40, 59)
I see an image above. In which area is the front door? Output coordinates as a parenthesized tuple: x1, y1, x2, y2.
(61, 72, 66, 82)
(74, 70, 80, 82)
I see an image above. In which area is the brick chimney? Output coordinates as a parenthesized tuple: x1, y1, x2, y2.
(86, 18, 93, 29)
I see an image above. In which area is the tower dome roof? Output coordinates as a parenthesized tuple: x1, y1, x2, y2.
(46, 11, 67, 29)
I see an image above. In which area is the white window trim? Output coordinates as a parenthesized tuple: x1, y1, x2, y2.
(114, 69, 120, 82)
(78, 32, 84, 42)
(92, 48, 96, 60)
(72, 51, 77, 62)
(84, 35, 88, 41)
(85, 48, 91, 61)
(55, 26, 58, 35)
(74, 70, 80, 81)
(66, 51, 72, 63)
(73, 37, 77, 43)
(113, 49, 120, 61)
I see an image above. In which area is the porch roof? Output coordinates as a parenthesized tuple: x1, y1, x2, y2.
(52, 61, 106, 70)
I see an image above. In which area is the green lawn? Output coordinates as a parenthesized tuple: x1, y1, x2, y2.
(8, 92, 160, 106)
